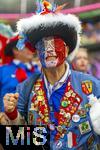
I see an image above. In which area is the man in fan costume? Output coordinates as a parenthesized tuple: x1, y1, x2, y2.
(4, 1, 100, 149)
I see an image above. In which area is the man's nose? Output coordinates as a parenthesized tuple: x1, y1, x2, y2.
(46, 48, 54, 52)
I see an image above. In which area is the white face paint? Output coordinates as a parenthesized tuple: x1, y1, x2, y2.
(44, 37, 59, 68)
(45, 58, 59, 67)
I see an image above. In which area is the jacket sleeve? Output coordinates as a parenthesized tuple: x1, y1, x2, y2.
(16, 81, 28, 121)
(16, 72, 41, 122)
(79, 72, 100, 135)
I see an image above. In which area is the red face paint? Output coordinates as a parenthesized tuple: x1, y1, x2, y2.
(54, 37, 66, 66)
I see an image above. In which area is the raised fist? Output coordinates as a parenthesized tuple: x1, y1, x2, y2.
(3, 93, 19, 113)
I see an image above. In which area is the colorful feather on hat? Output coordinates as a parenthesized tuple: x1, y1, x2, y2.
(36, 0, 67, 14)
(36, 0, 44, 14)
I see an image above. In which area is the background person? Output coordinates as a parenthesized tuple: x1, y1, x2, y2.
(0, 35, 40, 112)
(70, 47, 89, 73)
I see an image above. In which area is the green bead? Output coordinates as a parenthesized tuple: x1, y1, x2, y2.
(61, 101, 68, 107)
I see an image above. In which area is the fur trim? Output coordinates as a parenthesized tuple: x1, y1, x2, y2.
(90, 102, 100, 135)
(17, 14, 81, 33)
(17, 13, 81, 53)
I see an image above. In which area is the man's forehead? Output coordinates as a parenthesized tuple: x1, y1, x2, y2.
(42, 36, 64, 43)
(43, 37, 54, 45)
(43, 36, 54, 41)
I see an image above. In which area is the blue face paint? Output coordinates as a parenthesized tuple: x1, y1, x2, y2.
(35, 39, 47, 68)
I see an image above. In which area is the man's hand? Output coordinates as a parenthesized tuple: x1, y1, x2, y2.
(4, 93, 19, 113)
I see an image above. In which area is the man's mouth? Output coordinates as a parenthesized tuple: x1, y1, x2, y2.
(46, 56, 57, 61)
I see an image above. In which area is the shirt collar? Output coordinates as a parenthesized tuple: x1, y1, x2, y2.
(43, 62, 70, 92)
(13, 59, 21, 65)
(25, 62, 32, 70)
(13, 59, 33, 70)
(58, 62, 70, 84)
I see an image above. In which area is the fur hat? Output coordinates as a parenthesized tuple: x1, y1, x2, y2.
(17, 0, 81, 53)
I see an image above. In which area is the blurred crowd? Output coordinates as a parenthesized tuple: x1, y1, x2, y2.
(68, 21, 100, 79)
(82, 22, 100, 45)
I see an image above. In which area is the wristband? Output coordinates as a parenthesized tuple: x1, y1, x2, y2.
(6, 108, 18, 120)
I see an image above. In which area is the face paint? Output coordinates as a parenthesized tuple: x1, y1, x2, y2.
(35, 36, 67, 68)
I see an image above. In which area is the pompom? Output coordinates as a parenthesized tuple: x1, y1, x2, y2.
(90, 101, 100, 135)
